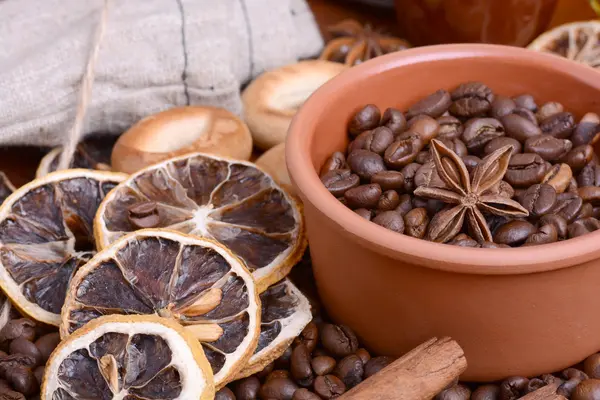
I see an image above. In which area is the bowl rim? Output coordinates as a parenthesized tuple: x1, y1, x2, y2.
(286, 43, 600, 275)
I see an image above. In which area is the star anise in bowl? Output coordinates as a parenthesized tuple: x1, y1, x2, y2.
(414, 139, 529, 243)
(319, 19, 411, 66)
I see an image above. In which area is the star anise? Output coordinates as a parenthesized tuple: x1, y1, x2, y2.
(414, 139, 529, 243)
(319, 19, 411, 66)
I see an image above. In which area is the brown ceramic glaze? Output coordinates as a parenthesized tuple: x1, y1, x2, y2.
(286, 44, 600, 381)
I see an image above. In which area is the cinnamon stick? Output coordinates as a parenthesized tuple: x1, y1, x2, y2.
(340, 337, 467, 400)
(521, 382, 566, 400)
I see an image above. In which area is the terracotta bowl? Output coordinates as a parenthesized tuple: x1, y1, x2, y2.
(286, 44, 600, 381)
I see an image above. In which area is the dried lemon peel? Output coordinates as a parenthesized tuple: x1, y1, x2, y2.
(0, 169, 127, 326)
(61, 229, 261, 388)
(236, 278, 312, 380)
(42, 314, 215, 400)
(528, 21, 600, 68)
(94, 152, 307, 293)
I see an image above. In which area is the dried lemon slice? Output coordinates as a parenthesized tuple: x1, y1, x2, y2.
(0, 172, 15, 204)
(94, 152, 306, 292)
(0, 169, 126, 326)
(236, 278, 311, 379)
(61, 229, 261, 388)
(528, 21, 600, 68)
(36, 134, 117, 178)
(42, 314, 215, 400)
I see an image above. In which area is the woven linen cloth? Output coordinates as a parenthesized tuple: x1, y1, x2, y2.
(0, 0, 324, 146)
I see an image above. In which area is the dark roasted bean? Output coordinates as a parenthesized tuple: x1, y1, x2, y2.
(320, 152, 347, 176)
(415, 161, 448, 189)
(524, 135, 572, 161)
(259, 377, 299, 400)
(439, 138, 468, 158)
(579, 186, 600, 205)
(449, 234, 480, 247)
(437, 116, 463, 140)
(396, 194, 413, 216)
(406, 115, 440, 144)
(320, 324, 358, 357)
(404, 208, 429, 239)
(472, 384, 501, 400)
(450, 82, 494, 117)
(578, 162, 600, 187)
(364, 356, 394, 378)
(372, 211, 405, 233)
(407, 89, 452, 119)
(572, 379, 600, 400)
(344, 184, 382, 209)
(585, 353, 600, 379)
(0, 319, 36, 345)
(568, 217, 600, 238)
(355, 348, 371, 365)
(558, 379, 581, 397)
(347, 149, 386, 180)
(462, 117, 505, 153)
(484, 136, 522, 157)
(33, 366, 44, 386)
(513, 107, 538, 126)
(349, 104, 381, 136)
(321, 170, 360, 198)
(371, 170, 404, 191)
(367, 127, 395, 154)
(524, 223, 558, 246)
(334, 355, 364, 389)
(561, 145, 595, 172)
(400, 163, 421, 192)
(292, 388, 321, 400)
(9, 338, 42, 367)
(481, 241, 510, 248)
(542, 163, 573, 194)
(519, 184, 556, 217)
(256, 362, 275, 379)
(565, 368, 591, 381)
(553, 192, 584, 223)
(234, 376, 261, 400)
(462, 155, 481, 174)
(384, 134, 424, 169)
(348, 130, 373, 153)
(381, 108, 406, 135)
(215, 387, 236, 400)
(539, 214, 568, 239)
(267, 370, 292, 382)
(312, 356, 336, 376)
(536, 102, 564, 122)
(34, 333, 60, 363)
(501, 114, 542, 143)
(499, 376, 529, 400)
(490, 96, 516, 119)
(416, 150, 432, 164)
(377, 190, 401, 211)
(494, 220, 537, 246)
(513, 94, 537, 112)
(435, 384, 471, 400)
(314, 375, 346, 399)
(540, 112, 576, 139)
(354, 208, 371, 220)
(572, 112, 600, 147)
(276, 346, 293, 369)
(295, 322, 318, 353)
(291, 344, 313, 387)
(576, 202, 594, 220)
(504, 153, 547, 187)
(6, 366, 38, 396)
(525, 378, 546, 394)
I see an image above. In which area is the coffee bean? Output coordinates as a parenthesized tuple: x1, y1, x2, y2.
(371, 171, 404, 191)
(558, 379, 582, 397)
(259, 377, 299, 400)
(438, 138, 468, 158)
(578, 162, 600, 187)
(215, 387, 236, 400)
(450, 82, 494, 117)
(364, 356, 393, 378)
(435, 384, 471, 400)
(320, 152, 347, 176)
(486, 180, 515, 199)
(355, 348, 371, 365)
(481, 241, 510, 248)
(561, 145, 595, 172)
(513, 94, 537, 112)
(437, 116, 463, 140)
(524, 223, 558, 246)
(384, 134, 424, 168)
(334, 355, 364, 389)
(407, 89, 452, 119)
(9, 338, 42, 367)
(568, 217, 600, 238)
(493, 220, 537, 246)
(542, 374, 563, 385)
(572, 112, 600, 147)
(367, 127, 394, 154)
(577, 202, 594, 220)
(490, 96, 516, 119)
(292, 388, 321, 400)
(461, 117, 505, 153)
(525, 378, 546, 394)
(291, 344, 313, 387)
(513, 107, 538, 126)
(6, 366, 37, 396)
(499, 376, 529, 400)
(321, 170, 360, 198)
(254, 361, 274, 380)
(416, 150, 432, 164)
(504, 153, 547, 187)
(539, 214, 568, 239)
(404, 207, 429, 239)
(354, 208, 372, 220)
(553, 192, 584, 223)
(524, 135, 572, 161)
(347, 150, 386, 180)
(424, 199, 446, 216)
(471, 384, 500, 400)
(540, 112, 575, 139)
(320, 324, 358, 358)
(234, 376, 261, 400)
(348, 130, 373, 154)
(377, 190, 401, 211)
(519, 184, 556, 217)
(565, 369, 590, 381)
(381, 108, 406, 135)
(372, 211, 405, 233)
(568, 177, 580, 193)
(295, 322, 318, 353)
(33, 365, 44, 386)
(314, 375, 346, 399)
(484, 137, 522, 157)
(127, 201, 160, 229)
(0, 319, 36, 345)
(349, 104, 381, 137)
(34, 333, 60, 363)
(396, 194, 413, 216)
(537, 101, 564, 122)
(415, 161, 448, 189)
(344, 184, 382, 209)
(501, 114, 542, 143)
(572, 379, 600, 400)
(585, 354, 600, 379)
(450, 234, 480, 247)
(311, 356, 336, 376)
(462, 155, 481, 174)
(0, 389, 26, 400)
(400, 163, 420, 192)
(579, 186, 600, 206)
(542, 163, 573, 194)
(276, 346, 293, 370)
(268, 370, 292, 382)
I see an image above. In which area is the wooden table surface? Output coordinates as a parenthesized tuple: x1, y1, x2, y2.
(1, 0, 597, 187)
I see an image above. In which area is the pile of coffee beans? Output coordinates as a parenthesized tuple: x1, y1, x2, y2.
(320, 82, 600, 247)
(0, 316, 60, 399)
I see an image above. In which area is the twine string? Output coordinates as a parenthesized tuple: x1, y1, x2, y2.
(57, 0, 111, 171)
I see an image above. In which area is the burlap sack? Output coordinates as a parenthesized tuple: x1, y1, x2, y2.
(0, 0, 324, 147)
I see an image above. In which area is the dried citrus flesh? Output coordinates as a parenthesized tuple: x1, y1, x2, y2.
(36, 134, 117, 178)
(94, 152, 306, 292)
(0, 169, 126, 326)
(528, 21, 600, 68)
(0, 172, 16, 204)
(61, 229, 261, 388)
(42, 314, 215, 400)
(236, 278, 311, 379)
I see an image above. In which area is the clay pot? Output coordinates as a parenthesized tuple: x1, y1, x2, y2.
(286, 44, 600, 381)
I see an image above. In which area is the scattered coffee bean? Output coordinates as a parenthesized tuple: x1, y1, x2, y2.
(347, 150, 386, 180)
(491, 96, 516, 119)
(584, 353, 600, 379)
(311, 356, 336, 376)
(501, 114, 542, 143)
(377, 190, 401, 211)
(562, 145, 595, 172)
(493, 220, 537, 246)
(540, 112, 576, 139)
(484, 136, 521, 156)
(9, 338, 42, 367)
(268, 370, 292, 382)
(381, 108, 406, 135)
(334, 355, 364, 389)
(292, 388, 321, 400)
(368, 127, 395, 154)
(415, 161, 447, 189)
(364, 356, 393, 379)
(416, 150, 432, 164)
(462, 117, 505, 153)
(33, 333, 60, 363)
(437, 116, 463, 140)
(0, 319, 36, 346)
(259, 377, 299, 400)
(354, 208, 372, 220)
(568, 217, 600, 238)
(404, 207, 429, 239)
(6, 366, 37, 396)
(321, 170, 360, 198)
(435, 384, 471, 400)
(384, 134, 424, 168)
(355, 348, 371, 365)
(553, 192, 584, 223)
(462, 155, 482, 173)
(537, 102, 564, 122)
(370, 170, 404, 191)
(471, 384, 500, 400)
(396, 193, 414, 216)
(564, 368, 590, 381)
(372, 211, 405, 233)
(524, 135, 572, 161)
(525, 223, 558, 246)
(406, 115, 441, 145)
(276, 346, 293, 370)
(578, 163, 600, 187)
(525, 378, 546, 394)
(407, 89, 452, 119)
(572, 379, 600, 400)
(499, 376, 529, 400)
(559, 379, 584, 398)
(438, 137, 468, 158)
(542, 163, 573, 194)
(234, 376, 261, 400)
(344, 184, 382, 209)
(450, 82, 494, 117)
(572, 112, 600, 147)
(513, 94, 537, 111)
(215, 387, 236, 400)
(349, 104, 381, 137)
(519, 184, 557, 217)
(513, 107, 538, 126)
(295, 322, 318, 353)
(291, 344, 314, 387)
(320, 152, 347, 175)
(320, 324, 358, 358)
(314, 375, 346, 399)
